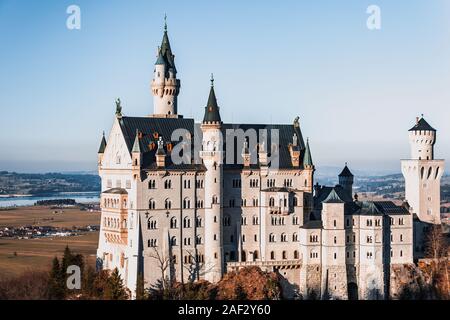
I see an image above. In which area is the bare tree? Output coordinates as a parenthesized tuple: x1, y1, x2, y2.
(148, 247, 173, 291)
(182, 250, 215, 282)
(424, 224, 449, 299)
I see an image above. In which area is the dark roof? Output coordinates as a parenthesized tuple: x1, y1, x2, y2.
(339, 165, 353, 177)
(118, 116, 308, 170)
(323, 189, 345, 203)
(160, 29, 176, 73)
(409, 117, 436, 132)
(98, 134, 107, 153)
(155, 50, 166, 65)
(102, 188, 128, 195)
(203, 85, 222, 123)
(373, 201, 410, 215)
(314, 185, 353, 209)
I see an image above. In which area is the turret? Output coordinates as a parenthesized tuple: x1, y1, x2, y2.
(132, 130, 143, 179)
(408, 116, 436, 160)
(151, 16, 181, 118)
(338, 163, 354, 199)
(199, 75, 224, 283)
(98, 131, 107, 167)
(156, 137, 166, 168)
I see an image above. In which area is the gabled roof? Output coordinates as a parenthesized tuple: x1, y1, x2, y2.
(409, 117, 436, 132)
(98, 133, 107, 154)
(339, 165, 353, 177)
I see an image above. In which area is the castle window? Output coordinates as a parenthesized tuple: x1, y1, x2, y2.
(170, 217, 177, 229)
(334, 253, 337, 260)
(149, 199, 156, 210)
(281, 233, 287, 242)
(183, 198, 191, 209)
(250, 179, 259, 188)
(366, 251, 373, 259)
(147, 218, 157, 230)
(253, 216, 259, 225)
(214, 234, 217, 241)
(183, 238, 191, 246)
(333, 220, 337, 228)
(242, 235, 246, 242)
(270, 251, 275, 260)
(293, 197, 298, 207)
(170, 236, 177, 246)
(196, 179, 204, 188)
(223, 215, 231, 226)
(165, 199, 172, 210)
(183, 217, 191, 228)
(164, 180, 172, 189)
(269, 197, 275, 207)
(148, 239, 157, 247)
(400, 250, 403, 257)
(347, 251, 349, 258)
(292, 216, 299, 225)
(282, 251, 287, 260)
(367, 236, 373, 244)
(254, 234, 258, 241)
(253, 198, 259, 207)
(399, 218, 404, 225)
(196, 217, 202, 227)
(232, 179, 241, 188)
(253, 250, 259, 261)
(294, 250, 299, 259)
(390, 250, 393, 258)
(310, 234, 319, 243)
(269, 233, 276, 243)
(293, 233, 298, 242)
(212, 195, 218, 204)
(196, 236, 202, 245)
(400, 234, 403, 242)
(334, 236, 337, 244)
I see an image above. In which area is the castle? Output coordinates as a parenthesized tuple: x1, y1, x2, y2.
(96, 22, 445, 299)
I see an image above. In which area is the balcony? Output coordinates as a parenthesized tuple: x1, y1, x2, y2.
(227, 259, 302, 270)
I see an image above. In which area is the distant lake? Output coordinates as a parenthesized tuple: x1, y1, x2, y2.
(0, 192, 100, 207)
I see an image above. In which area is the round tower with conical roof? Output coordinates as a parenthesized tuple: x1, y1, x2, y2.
(151, 17, 181, 117)
(199, 75, 224, 282)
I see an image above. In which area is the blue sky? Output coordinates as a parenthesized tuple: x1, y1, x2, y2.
(1, 0, 449, 173)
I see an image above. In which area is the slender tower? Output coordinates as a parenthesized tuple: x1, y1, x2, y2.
(338, 163, 354, 200)
(150, 16, 181, 117)
(200, 75, 224, 282)
(401, 116, 444, 224)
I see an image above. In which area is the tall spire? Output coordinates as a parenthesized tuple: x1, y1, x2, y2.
(203, 75, 222, 124)
(98, 131, 107, 154)
(160, 14, 176, 72)
(303, 138, 313, 167)
(132, 129, 142, 153)
(164, 13, 167, 31)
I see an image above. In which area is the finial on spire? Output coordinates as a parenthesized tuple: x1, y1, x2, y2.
(210, 73, 214, 87)
(164, 13, 167, 31)
(345, 162, 348, 167)
(421, 113, 424, 118)
(102, 131, 105, 137)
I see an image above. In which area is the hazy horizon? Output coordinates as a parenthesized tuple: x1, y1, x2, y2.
(1, 1, 449, 173)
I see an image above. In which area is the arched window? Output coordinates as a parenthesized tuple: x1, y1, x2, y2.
(222, 215, 231, 226)
(292, 233, 298, 242)
(253, 250, 259, 261)
(149, 199, 156, 210)
(253, 216, 259, 225)
(281, 233, 287, 242)
(212, 195, 218, 204)
(270, 251, 275, 260)
(269, 197, 275, 207)
(294, 250, 299, 259)
(147, 218, 157, 230)
(170, 217, 177, 229)
(183, 217, 191, 228)
(165, 199, 172, 209)
(282, 251, 287, 260)
(269, 233, 276, 242)
(170, 236, 177, 246)
(420, 167, 425, 179)
(427, 167, 433, 179)
(183, 198, 191, 209)
(293, 196, 298, 207)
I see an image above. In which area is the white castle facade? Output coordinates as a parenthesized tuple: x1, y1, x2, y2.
(96, 23, 445, 299)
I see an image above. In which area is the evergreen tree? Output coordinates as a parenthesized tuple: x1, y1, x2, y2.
(47, 257, 65, 299)
(105, 268, 129, 300)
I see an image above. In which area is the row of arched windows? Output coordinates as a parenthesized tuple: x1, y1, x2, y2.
(269, 232, 298, 243)
(104, 217, 126, 229)
(103, 197, 126, 209)
(269, 250, 299, 260)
